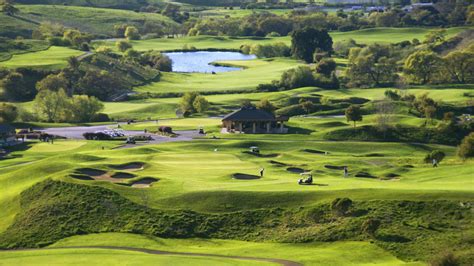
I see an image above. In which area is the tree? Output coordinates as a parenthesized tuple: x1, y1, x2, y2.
(375, 100, 394, 139)
(279, 66, 315, 89)
(36, 73, 68, 92)
(424, 150, 445, 164)
(69, 95, 104, 122)
(192, 95, 209, 113)
(291, 28, 333, 63)
(443, 50, 474, 84)
(300, 100, 315, 114)
(124, 49, 141, 60)
(179, 92, 199, 115)
(0, 71, 35, 101)
(347, 44, 397, 87)
(33, 89, 69, 122)
(240, 100, 255, 109)
(256, 99, 276, 114)
(457, 133, 474, 159)
(345, 105, 363, 128)
(77, 70, 126, 101)
(124, 26, 140, 40)
(116, 40, 133, 52)
(316, 58, 337, 76)
(0, 102, 18, 123)
(1, 0, 18, 16)
(404, 50, 441, 84)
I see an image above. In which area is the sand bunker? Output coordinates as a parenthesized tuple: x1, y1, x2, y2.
(355, 172, 376, 178)
(302, 149, 327, 154)
(287, 167, 307, 174)
(75, 168, 107, 176)
(324, 165, 346, 170)
(111, 172, 136, 179)
(269, 160, 289, 167)
(109, 162, 145, 171)
(131, 177, 159, 188)
(242, 151, 279, 158)
(70, 174, 94, 181)
(232, 173, 261, 180)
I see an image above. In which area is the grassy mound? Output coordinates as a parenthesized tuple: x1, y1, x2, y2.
(0, 180, 472, 264)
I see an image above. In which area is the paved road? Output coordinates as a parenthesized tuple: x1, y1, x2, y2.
(42, 124, 201, 147)
(0, 246, 302, 266)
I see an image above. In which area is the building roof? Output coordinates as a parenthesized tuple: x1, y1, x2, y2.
(222, 107, 287, 122)
(0, 124, 15, 134)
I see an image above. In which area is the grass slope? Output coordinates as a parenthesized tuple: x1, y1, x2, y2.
(0, 46, 83, 70)
(17, 5, 178, 36)
(50, 233, 420, 265)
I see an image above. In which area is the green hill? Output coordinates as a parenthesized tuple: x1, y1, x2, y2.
(15, 0, 156, 10)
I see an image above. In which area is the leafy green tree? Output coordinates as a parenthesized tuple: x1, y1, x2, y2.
(279, 66, 315, 89)
(457, 133, 474, 159)
(179, 92, 199, 115)
(404, 50, 441, 84)
(443, 50, 474, 84)
(291, 28, 333, 63)
(345, 105, 363, 128)
(256, 99, 276, 114)
(0, 71, 35, 101)
(33, 89, 69, 122)
(69, 95, 104, 122)
(192, 95, 209, 113)
(36, 73, 68, 92)
(125, 26, 140, 40)
(316, 58, 337, 76)
(347, 44, 397, 87)
(116, 40, 133, 53)
(77, 70, 125, 101)
(300, 100, 315, 114)
(0, 102, 18, 123)
(424, 150, 446, 164)
(124, 49, 141, 60)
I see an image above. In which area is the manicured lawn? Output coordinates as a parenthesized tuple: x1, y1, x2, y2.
(49, 233, 423, 265)
(0, 248, 270, 266)
(0, 46, 83, 70)
(135, 58, 303, 94)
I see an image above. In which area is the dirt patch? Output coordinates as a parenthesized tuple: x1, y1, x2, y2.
(355, 172, 376, 178)
(269, 160, 289, 167)
(131, 177, 159, 188)
(242, 151, 279, 158)
(70, 174, 94, 181)
(109, 162, 145, 171)
(302, 149, 326, 154)
(232, 173, 261, 180)
(111, 172, 136, 179)
(75, 168, 107, 177)
(287, 167, 307, 174)
(324, 165, 346, 170)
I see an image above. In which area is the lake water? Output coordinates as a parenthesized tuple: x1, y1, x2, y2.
(164, 51, 256, 73)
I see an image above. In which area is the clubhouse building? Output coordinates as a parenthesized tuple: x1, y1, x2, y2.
(222, 106, 288, 134)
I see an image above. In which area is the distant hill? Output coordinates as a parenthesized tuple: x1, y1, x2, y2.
(15, 0, 153, 10)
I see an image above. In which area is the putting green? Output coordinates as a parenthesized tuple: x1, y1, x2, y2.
(0, 46, 84, 70)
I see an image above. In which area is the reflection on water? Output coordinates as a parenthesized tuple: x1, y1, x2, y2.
(164, 51, 256, 73)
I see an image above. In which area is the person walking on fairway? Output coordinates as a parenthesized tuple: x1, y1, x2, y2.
(432, 158, 438, 168)
(260, 168, 265, 177)
(343, 166, 348, 177)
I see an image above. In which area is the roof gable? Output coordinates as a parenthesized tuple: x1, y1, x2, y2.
(223, 107, 276, 121)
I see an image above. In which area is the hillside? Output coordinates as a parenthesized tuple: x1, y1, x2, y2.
(14, 0, 159, 10)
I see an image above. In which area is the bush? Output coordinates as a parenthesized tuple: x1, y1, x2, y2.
(424, 150, 446, 164)
(91, 113, 110, 122)
(457, 133, 474, 159)
(362, 218, 381, 236)
(83, 132, 112, 140)
(331, 198, 353, 216)
(280, 66, 315, 89)
(158, 126, 173, 134)
(430, 251, 459, 266)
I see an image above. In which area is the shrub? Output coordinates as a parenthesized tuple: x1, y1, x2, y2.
(362, 218, 381, 236)
(424, 150, 446, 164)
(83, 132, 112, 140)
(331, 198, 352, 216)
(280, 66, 315, 89)
(457, 133, 474, 159)
(91, 113, 110, 122)
(430, 251, 459, 266)
(158, 126, 173, 134)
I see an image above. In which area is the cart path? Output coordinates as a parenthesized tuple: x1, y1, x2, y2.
(1, 246, 302, 266)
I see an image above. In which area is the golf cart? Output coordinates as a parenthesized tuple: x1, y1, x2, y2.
(298, 172, 313, 185)
(126, 136, 136, 144)
(249, 146, 260, 154)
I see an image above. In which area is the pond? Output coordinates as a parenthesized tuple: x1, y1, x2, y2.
(164, 51, 256, 73)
